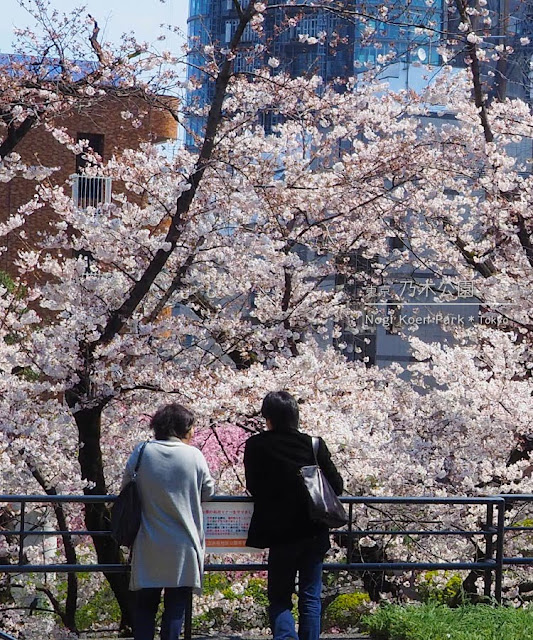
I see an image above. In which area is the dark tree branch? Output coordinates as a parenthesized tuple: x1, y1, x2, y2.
(0, 117, 38, 159)
(27, 463, 79, 632)
(144, 236, 206, 325)
(95, 1, 259, 348)
(453, 0, 494, 144)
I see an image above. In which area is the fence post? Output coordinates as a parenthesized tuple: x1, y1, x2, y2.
(347, 502, 354, 564)
(494, 498, 506, 603)
(18, 500, 25, 567)
(183, 588, 193, 640)
(483, 502, 494, 598)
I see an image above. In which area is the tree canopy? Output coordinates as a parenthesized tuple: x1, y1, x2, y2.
(1, 0, 533, 635)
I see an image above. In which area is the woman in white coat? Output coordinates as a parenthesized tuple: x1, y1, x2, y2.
(122, 403, 215, 640)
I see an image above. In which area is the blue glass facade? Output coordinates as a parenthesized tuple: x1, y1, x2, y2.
(267, 4, 356, 80)
(185, 0, 448, 145)
(353, 0, 443, 68)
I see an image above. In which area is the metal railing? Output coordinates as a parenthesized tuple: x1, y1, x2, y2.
(0, 494, 532, 638)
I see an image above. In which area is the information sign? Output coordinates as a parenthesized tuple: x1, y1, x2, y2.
(203, 501, 261, 553)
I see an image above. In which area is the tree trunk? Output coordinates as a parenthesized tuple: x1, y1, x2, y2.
(59, 5, 262, 631)
(70, 398, 133, 631)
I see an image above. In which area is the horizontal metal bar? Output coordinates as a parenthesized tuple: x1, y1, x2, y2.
(0, 494, 510, 504)
(0, 530, 110, 537)
(0, 560, 500, 574)
(0, 564, 128, 574)
(502, 557, 533, 565)
(326, 561, 498, 571)
(0, 528, 499, 538)
(0, 631, 17, 640)
(213, 495, 507, 505)
(338, 529, 495, 536)
(206, 563, 267, 571)
(0, 495, 114, 504)
(207, 561, 498, 571)
(341, 497, 506, 505)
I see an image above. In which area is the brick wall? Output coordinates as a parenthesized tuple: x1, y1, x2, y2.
(0, 94, 177, 277)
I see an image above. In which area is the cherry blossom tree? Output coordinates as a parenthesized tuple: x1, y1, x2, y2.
(1, 0, 533, 635)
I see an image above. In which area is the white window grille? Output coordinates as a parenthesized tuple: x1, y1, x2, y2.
(71, 175, 112, 210)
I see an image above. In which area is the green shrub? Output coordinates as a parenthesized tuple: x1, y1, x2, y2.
(74, 577, 121, 630)
(0, 271, 17, 294)
(361, 603, 533, 640)
(193, 574, 270, 633)
(244, 577, 269, 608)
(324, 591, 372, 630)
(417, 571, 464, 605)
(203, 572, 232, 594)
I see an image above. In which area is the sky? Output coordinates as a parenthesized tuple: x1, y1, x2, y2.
(0, 0, 189, 53)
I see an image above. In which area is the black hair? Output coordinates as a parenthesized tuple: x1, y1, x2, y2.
(261, 391, 299, 432)
(150, 403, 195, 440)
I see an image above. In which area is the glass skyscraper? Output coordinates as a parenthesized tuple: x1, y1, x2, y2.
(186, 0, 446, 144)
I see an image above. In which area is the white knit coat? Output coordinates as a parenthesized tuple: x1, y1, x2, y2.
(122, 440, 215, 592)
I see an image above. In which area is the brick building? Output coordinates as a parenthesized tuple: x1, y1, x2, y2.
(0, 93, 177, 278)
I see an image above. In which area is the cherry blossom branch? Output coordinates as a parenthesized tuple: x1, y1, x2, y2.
(209, 422, 246, 490)
(453, 0, 494, 144)
(95, 3, 259, 349)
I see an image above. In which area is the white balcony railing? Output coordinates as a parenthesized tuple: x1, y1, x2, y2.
(71, 174, 112, 210)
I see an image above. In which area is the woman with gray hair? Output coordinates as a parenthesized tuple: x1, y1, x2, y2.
(122, 403, 215, 640)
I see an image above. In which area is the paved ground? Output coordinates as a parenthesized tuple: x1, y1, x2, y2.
(193, 634, 369, 640)
(91, 635, 370, 639)
(93, 636, 370, 639)
(192, 636, 370, 639)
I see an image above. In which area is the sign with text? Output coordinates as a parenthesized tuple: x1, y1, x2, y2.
(203, 501, 261, 553)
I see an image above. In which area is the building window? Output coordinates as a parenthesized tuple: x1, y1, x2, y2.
(295, 14, 321, 38)
(190, 0, 211, 15)
(234, 51, 259, 73)
(71, 175, 112, 210)
(226, 19, 259, 43)
(225, 19, 238, 43)
(76, 132, 104, 171)
(225, 0, 250, 8)
(73, 133, 109, 209)
(225, 0, 250, 10)
(242, 23, 259, 42)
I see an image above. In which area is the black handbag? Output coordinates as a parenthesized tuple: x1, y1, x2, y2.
(110, 441, 148, 547)
(299, 437, 348, 529)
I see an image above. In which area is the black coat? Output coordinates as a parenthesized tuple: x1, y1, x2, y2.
(244, 428, 344, 550)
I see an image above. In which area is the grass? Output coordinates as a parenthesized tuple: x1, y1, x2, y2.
(361, 603, 533, 640)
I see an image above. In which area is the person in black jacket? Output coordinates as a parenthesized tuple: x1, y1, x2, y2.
(244, 391, 344, 640)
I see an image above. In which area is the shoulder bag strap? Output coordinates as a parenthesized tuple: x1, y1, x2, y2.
(132, 441, 149, 478)
(311, 436, 319, 465)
